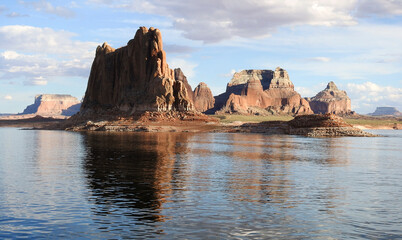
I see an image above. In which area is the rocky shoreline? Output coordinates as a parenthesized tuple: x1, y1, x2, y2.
(0, 112, 381, 137)
(56, 112, 376, 137)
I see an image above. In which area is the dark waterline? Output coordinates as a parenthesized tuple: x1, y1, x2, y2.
(0, 128, 401, 239)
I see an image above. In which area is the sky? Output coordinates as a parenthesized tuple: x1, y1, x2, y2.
(0, 0, 401, 114)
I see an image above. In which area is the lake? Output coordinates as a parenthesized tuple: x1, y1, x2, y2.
(0, 127, 401, 239)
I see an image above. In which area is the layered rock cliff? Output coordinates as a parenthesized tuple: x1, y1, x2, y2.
(80, 27, 194, 115)
(308, 81, 352, 115)
(22, 94, 80, 116)
(174, 68, 215, 113)
(214, 67, 313, 115)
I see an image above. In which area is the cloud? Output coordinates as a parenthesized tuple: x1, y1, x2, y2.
(0, 26, 98, 85)
(307, 57, 331, 62)
(0, 5, 7, 13)
(346, 81, 402, 113)
(0, 25, 96, 56)
(6, 12, 29, 18)
(168, 58, 198, 85)
(3, 95, 12, 100)
(164, 44, 196, 54)
(0, 51, 92, 80)
(90, 0, 402, 43)
(356, 0, 402, 17)
(222, 69, 237, 78)
(23, 77, 48, 86)
(20, 0, 75, 18)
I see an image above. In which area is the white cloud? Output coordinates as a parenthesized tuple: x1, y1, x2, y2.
(346, 82, 402, 113)
(222, 69, 237, 78)
(0, 25, 97, 56)
(24, 76, 48, 86)
(0, 25, 98, 85)
(20, 0, 75, 18)
(168, 58, 198, 85)
(3, 95, 12, 100)
(90, 0, 402, 43)
(307, 57, 331, 62)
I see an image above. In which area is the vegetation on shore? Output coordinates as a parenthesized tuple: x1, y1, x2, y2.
(214, 114, 401, 128)
(214, 114, 294, 124)
(343, 117, 400, 128)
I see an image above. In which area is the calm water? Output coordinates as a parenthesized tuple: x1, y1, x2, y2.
(0, 128, 401, 239)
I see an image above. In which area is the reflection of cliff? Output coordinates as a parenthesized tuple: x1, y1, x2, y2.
(82, 132, 191, 222)
(189, 134, 349, 206)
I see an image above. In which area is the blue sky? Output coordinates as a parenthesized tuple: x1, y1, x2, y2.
(0, 0, 401, 114)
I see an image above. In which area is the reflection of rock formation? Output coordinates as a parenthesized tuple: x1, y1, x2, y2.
(213, 68, 313, 115)
(22, 94, 81, 116)
(82, 132, 191, 222)
(189, 133, 349, 205)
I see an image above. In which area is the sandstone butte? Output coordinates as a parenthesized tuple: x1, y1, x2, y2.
(307, 81, 352, 115)
(212, 68, 313, 115)
(174, 68, 215, 113)
(22, 94, 81, 116)
(79, 26, 214, 118)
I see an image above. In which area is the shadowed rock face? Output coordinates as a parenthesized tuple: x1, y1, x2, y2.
(214, 67, 313, 115)
(22, 94, 80, 116)
(174, 68, 215, 113)
(308, 81, 352, 115)
(80, 27, 194, 115)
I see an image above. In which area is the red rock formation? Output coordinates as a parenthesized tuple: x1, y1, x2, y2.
(308, 81, 352, 115)
(193, 82, 215, 112)
(174, 68, 194, 102)
(22, 94, 80, 116)
(80, 27, 194, 115)
(215, 67, 313, 115)
(174, 68, 215, 113)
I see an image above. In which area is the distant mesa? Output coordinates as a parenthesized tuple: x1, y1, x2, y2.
(22, 94, 81, 117)
(368, 107, 401, 116)
(307, 81, 353, 115)
(212, 67, 313, 115)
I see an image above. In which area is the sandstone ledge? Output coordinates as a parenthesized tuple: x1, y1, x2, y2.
(60, 112, 377, 137)
(287, 126, 376, 137)
(64, 111, 220, 133)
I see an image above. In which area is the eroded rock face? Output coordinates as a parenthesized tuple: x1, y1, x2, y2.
(309, 81, 352, 115)
(215, 67, 313, 115)
(287, 114, 376, 137)
(174, 68, 215, 113)
(22, 94, 80, 116)
(193, 82, 215, 112)
(80, 27, 194, 115)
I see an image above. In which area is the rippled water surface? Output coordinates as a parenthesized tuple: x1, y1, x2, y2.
(0, 128, 401, 239)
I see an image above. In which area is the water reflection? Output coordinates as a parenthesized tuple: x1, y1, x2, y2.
(1, 128, 401, 239)
(82, 132, 192, 226)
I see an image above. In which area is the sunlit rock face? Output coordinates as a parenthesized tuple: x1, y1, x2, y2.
(22, 94, 80, 116)
(214, 67, 313, 115)
(308, 81, 352, 115)
(193, 82, 215, 112)
(80, 27, 194, 115)
(174, 68, 215, 113)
